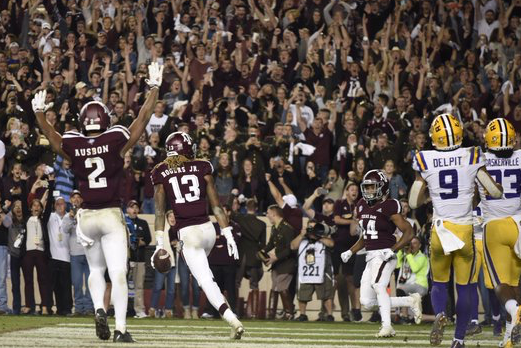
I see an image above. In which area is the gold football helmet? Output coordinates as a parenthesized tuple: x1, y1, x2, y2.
(484, 118, 516, 150)
(429, 113, 463, 150)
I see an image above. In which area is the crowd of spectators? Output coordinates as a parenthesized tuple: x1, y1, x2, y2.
(0, 0, 519, 327)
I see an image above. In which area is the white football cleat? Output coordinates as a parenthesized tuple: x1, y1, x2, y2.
(230, 320, 245, 340)
(410, 293, 423, 324)
(375, 325, 396, 338)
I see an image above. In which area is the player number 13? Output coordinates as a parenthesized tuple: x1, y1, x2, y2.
(169, 175, 201, 203)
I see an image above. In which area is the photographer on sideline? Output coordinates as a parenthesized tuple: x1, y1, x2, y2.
(395, 236, 429, 323)
(290, 220, 335, 321)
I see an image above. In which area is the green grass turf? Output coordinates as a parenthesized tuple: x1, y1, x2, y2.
(0, 316, 505, 347)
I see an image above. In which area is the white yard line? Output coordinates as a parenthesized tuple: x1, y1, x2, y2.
(0, 326, 503, 348)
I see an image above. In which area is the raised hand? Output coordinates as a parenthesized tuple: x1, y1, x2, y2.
(145, 62, 164, 88)
(31, 90, 53, 113)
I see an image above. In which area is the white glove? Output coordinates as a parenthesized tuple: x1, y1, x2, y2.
(145, 62, 164, 88)
(31, 90, 53, 113)
(221, 226, 239, 260)
(150, 230, 164, 269)
(383, 249, 396, 262)
(336, 146, 347, 161)
(341, 250, 352, 263)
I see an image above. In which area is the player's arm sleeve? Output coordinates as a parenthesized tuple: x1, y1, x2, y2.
(411, 150, 427, 173)
(476, 167, 503, 199)
(408, 173, 428, 209)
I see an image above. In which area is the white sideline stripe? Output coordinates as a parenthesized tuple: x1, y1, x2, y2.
(55, 326, 499, 338)
(58, 323, 436, 333)
(1, 327, 504, 346)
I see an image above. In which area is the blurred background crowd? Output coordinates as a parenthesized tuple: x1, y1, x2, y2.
(0, 0, 519, 330)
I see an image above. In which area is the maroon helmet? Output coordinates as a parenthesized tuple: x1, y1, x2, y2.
(165, 131, 195, 158)
(361, 169, 389, 204)
(79, 101, 111, 133)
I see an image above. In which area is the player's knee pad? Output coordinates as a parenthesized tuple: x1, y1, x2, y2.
(371, 282, 387, 296)
(360, 296, 377, 310)
(108, 268, 128, 287)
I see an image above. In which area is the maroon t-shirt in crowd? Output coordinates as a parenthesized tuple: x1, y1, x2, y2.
(332, 199, 358, 252)
(355, 198, 401, 251)
(282, 204, 303, 236)
(151, 159, 213, 230)
(61, 125, 129, 209)
(304, 127, 333, 166)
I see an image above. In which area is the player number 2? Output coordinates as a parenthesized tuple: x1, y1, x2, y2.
(85, 157, 107, 189)
(169, 175, 201, 203)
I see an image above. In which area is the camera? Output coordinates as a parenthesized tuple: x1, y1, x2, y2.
(305, 222, 326, 241)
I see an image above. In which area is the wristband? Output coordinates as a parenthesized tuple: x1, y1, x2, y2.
(155, 230, 164, 248)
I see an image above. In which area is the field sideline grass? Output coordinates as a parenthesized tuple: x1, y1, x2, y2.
(0, 316, 507, 347)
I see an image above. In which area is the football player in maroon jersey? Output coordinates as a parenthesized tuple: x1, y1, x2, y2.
(340, 170, 422, 338)
(151, 131, 244, 339)
(31, 62, 164, 343)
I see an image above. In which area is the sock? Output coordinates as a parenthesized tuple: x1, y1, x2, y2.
(471, 319, 479, 324)
(470, 283, 479, 321)
(109, 269, 128, 333)
(505, 299, 519, 319)
(454, 284, 473, 340)
(453, 338, 464, 344)
(390, 296, 413, 308)
(506, 321, 513, 339)
(374, 285, 391, 327)
(87, 269, 107, 312)
(489, 289, 501, 317)
(431, 281, 448, 315)
(493, 315, 501, 321)
(222, 308, 241, 327)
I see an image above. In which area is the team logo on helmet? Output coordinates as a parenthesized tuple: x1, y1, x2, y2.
(165, 131, 196, 158)
(484, 118, 516, 151)
(360, 169, 389, 204)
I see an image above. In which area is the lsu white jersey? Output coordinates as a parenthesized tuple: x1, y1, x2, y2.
(412, 146, 484, 224)
(478, 150, 521, 221)
(473, 205, 484, 241)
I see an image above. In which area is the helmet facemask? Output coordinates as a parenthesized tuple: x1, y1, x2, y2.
(361, 181, 384, 204)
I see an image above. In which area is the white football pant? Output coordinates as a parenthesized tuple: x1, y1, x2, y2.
(179, 221, 239, 325)
(79, 207, 128, 333)
(360, 249, 416, 327)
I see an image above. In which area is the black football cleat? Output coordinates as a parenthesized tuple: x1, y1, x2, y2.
(95, 309, 111, 340)
(465, 322, 482, 336)
(113, 330, 135, 343)
(430, 312, 448, 346)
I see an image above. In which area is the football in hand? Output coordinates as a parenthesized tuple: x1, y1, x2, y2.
(153, 249, 172, 273)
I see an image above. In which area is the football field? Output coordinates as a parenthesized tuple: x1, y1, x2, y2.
(0, 316, 508, 347)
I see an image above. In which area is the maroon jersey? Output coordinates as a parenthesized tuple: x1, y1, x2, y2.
(62, 126, 129, 209)
(151, 159, 213, 230)
(355, 198, 401, 251)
